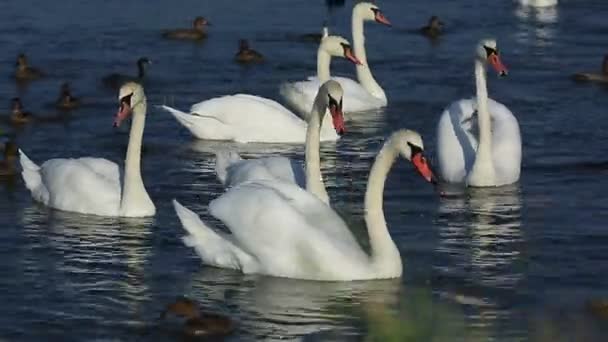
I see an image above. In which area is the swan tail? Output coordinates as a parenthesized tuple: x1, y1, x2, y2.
(160, 105, 198, 129)
(173, 200, 252, 271)
(215, 151, 242, 185)
(19, 150, 49, 204)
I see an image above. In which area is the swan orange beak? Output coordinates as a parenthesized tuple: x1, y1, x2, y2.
(329, 102, 345, 136)
(114, 101, 132, 127)
(489, 53, 508, 77)
(344, 46, 362, 65)
(374, 10, 391, 26)
(411, 152, 436, 184)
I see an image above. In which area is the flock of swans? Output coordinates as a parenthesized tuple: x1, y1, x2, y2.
(17, 0, 578, 282)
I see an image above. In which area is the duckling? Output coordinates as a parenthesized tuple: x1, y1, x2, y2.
(14, 53, 45, 81)
(420, 16, 444, 39)
(56, 82, 80, 110)
(572, 55, 608, 84)
(10, 98, 34, 124)
(102, 57, 151, 90)
(162, 16, 210, 41)
(235, 39, 264, 64)
(161, 297, 234, 338)
(0, 141, 18, 176)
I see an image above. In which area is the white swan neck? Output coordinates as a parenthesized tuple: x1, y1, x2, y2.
(364, 137, 402, 276)
(474, 60, 493, 165)
(352, 11, 386, 101)
(120, 100, 154, 216)
(305, 98, 330, 204)
(317, 48, 331, 82)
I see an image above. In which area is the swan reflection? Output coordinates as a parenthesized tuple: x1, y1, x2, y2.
(514, 4, 558, 48)
(187, 273, 401, 339)
(437, 185, 523, 290)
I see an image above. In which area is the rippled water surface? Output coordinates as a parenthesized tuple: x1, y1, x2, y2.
(1, 0, 608, 340)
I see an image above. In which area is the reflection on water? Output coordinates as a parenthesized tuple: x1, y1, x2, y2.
(514, 5, 558, 48)
(436, 186, 523, 290)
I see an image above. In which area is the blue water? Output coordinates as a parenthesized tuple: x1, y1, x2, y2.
(1, 0, 607, 340)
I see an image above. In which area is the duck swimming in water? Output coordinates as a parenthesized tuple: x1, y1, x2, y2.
(572, 55, 608, 84)
(56, 83, 80, 110)
(160, 297, 235, 338)
(0, 141, 18, 177)
(102, 57, 151, 90)
(10, 98, 34, 124)
(162, 16, 210, 41)
(420, 16, 444, 39)
(235, 39, 264, 64)
(14, 53, 45, 81)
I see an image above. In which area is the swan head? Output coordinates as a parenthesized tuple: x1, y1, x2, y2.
(114, 82, 145, 127)
(354, 2, 391, 26)
(317, 80, 345, 135)
(320, 35, 362, 65)
(393, 129, 436, 184)
(476, 39, 508, 77)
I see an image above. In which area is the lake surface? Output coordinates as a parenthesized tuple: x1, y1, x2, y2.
(0, 0, 607, 340)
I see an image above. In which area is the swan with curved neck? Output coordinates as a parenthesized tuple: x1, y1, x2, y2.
(161, 36, 354, 143)
(173, 129, 435, 281)
(436, 39, 522, 187)
(280, 2, 390, 115)
(19, 82, 155, 217)
(216, 81, 345, 204)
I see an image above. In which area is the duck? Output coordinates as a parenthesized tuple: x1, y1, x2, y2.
(14, 53, 45, 81)
(0, 141, 18, 176)
(571, 55, 608, 84)
(235, 39, 264, 64)
(436, 39, 522, 187)
(102, 57, 151, 90)
(160, 35, 355, 143)
(55, 83, 80, 110)
(19, 82, 156, 217)
(10, 98, 34, 125)
(160, 297, 235, 337)
(162, 16, 210, 41)
(173, 129, 436, 281)
(420, 16, 444, 39)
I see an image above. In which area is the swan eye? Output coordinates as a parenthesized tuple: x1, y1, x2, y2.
(483, 46, 498, 58)
(340, 43, 352, 54)
(120, 93, 133, 106)
(328, 94, 338, 109)
(407, 142, 423, 157)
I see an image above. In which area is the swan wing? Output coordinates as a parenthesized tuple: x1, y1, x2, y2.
(178, 95, 322, 143)
(219, 154, 305, 189)
(209, 180, 369, 280)
(487, 99, 522, 185)
(436, 98, 479, 183)
(26, 156, 121, 215)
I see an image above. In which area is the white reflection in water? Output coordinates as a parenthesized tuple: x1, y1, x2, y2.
(187, 272, 402, 340)
(437, 186, 523, 290)
(514, 5, 559, 47)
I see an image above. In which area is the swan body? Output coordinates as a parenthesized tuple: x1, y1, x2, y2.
(161, 93, 339, 143)
(174, 129, 435, 281)
(280, 2, 390, 115)
(20, 83, 155, 217)
(518, 0, 557, 7)
(437, 39, 521, 187)
(215, 81, 345, 204)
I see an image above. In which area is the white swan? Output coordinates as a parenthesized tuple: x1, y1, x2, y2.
(173, 129, 436, 281)
(436, 39, 522, 187)
(518, 0, 557, 7)
(20, 82, 155, 217)
(280, 2, 390, 115)
(216, 81, 345, 204)
(160, 36, 356, 144)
